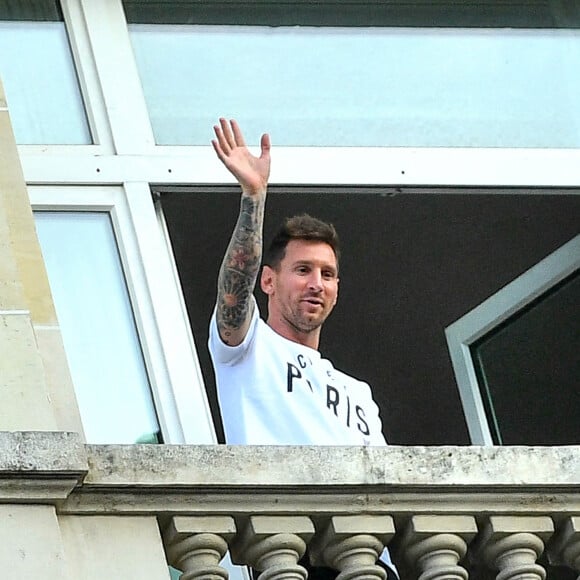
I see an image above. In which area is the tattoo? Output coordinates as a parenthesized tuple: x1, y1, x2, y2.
(217, 194, 265, 340)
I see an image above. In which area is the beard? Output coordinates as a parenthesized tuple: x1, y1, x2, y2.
(282, 300, 333, 335)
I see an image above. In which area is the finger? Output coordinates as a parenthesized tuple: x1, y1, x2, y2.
(211, 139, 227, 163)
(260, 133, 271, 160)
(220, 117, 236, 149)
(230, 119, 246, 147)
(214, 122, 231, 154)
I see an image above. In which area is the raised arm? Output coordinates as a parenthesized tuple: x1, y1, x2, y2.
(212, 118, 271, 346)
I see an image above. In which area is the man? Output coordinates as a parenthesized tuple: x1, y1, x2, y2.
(208, 118, 397, 578)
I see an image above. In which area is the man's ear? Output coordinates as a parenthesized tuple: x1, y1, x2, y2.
(260, 265, 275, 295)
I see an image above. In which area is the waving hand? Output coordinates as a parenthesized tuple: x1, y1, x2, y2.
(212, 118, 271, 196)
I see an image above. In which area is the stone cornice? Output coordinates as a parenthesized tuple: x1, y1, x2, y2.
(2, 435, 579, 515)
(61, 444, 580, 516)
(0, 431, 87, 503)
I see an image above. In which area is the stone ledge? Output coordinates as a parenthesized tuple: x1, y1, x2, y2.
(84, 444, 580, 489)
(0, 431, 87, 502)
(4, 437, 577, 509)
(56, 444, 580, 516)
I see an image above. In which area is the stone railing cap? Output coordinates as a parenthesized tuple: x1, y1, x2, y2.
(0, 431, 87, 473)
(0, 431, 87, 503)
(84, 444, 580, 489)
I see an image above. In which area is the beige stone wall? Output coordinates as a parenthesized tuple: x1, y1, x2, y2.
(0, 78, 83, 434)
(59, 515, 172, 580)
(0, 509, 173, 579)
(0, 505, 71, 578)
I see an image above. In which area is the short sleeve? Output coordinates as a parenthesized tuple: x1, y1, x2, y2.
(208, 296, 260, 366)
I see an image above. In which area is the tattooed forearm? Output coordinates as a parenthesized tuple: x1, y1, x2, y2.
(216, 193, 265, 342)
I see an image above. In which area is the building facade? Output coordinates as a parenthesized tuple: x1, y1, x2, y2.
(1, 0, 579, 577)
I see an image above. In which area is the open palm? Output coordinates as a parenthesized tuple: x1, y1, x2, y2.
(212, 118, 271, 195)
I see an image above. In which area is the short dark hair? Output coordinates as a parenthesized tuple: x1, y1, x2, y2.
(264, 214, 340, 270)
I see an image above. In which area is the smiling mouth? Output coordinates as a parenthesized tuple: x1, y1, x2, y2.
(303, 298, 324, 307)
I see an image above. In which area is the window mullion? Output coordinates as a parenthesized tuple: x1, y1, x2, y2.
(123, 181, 217, 444)
(78, 0, 155, 154)
(59, 0, 114, 151)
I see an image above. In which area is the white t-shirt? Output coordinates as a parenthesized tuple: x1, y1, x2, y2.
(209, 298, 386, 446)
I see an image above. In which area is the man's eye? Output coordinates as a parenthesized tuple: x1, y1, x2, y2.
(323, 271, 335, 279)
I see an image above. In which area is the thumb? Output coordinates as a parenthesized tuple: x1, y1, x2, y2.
(260, 133, 271, 159)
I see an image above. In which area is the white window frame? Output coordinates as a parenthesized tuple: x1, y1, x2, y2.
(445, 233, 580, 444)
(29, 185, 217, 444)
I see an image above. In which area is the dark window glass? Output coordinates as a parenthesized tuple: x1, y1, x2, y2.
(472, 269, 580, 445)
(123, 0, 580, 27)
(0, 0, 62, 21)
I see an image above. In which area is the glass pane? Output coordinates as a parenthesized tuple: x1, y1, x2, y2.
(471, 270, 580, 445)
(0, 20, 90, 144)
(129, 24, 580, 147)
(35, 212, 161, 444)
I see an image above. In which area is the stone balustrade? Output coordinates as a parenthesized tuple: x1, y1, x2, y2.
(1, 431, 579, 580)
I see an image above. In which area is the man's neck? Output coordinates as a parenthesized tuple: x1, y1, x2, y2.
(266, 317, 321, 350)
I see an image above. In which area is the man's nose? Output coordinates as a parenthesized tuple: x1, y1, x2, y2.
(308, 270, 323, 291)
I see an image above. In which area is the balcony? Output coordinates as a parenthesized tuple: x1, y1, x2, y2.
(1, 431, 579, 579)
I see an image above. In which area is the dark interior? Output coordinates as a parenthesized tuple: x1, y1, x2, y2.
(160, 188, 580, 445)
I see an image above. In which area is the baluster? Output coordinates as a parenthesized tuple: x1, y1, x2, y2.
(399, 515, 477, 580)
(163, 515, 236, 580)
(547, 516, 580, 579)
(474, 516, 554, 580)
(230, 515, 314, 580)
(309, 515, 395, 580)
